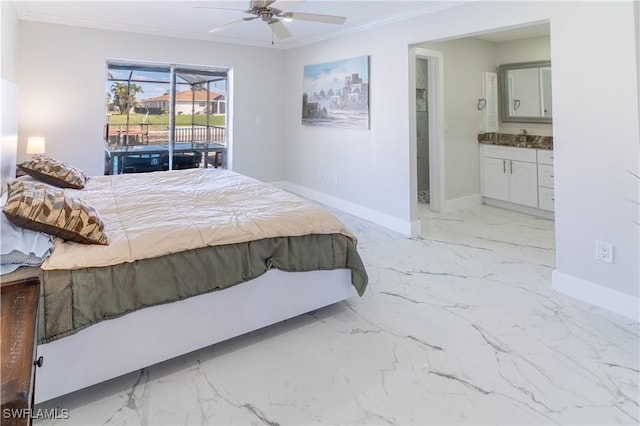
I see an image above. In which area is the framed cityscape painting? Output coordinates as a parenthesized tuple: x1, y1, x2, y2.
(302, 55, 370, 129)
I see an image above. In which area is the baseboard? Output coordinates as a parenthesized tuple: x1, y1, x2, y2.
(442, 194, 482, 212)
(272, 181, 417, 236)
(552, 270, 640, 321)
(484, 197, 555, 220)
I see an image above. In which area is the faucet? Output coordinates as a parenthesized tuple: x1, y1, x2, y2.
(517, 129, 528, 143)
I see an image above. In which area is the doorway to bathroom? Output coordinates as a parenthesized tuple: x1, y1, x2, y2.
(416, 57, 430, 205)
(410, 47, 444, 216)
(409, 23, 556, 258)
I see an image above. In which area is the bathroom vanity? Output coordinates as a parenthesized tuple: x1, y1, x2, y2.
(477, 60, 554, 218)
(478, 133, 554, 217)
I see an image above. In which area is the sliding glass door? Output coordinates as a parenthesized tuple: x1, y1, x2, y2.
(104, 61, 228, 175)
(171, 66, 228, 171)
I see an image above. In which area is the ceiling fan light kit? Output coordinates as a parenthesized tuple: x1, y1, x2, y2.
(199, 0, 347, 40)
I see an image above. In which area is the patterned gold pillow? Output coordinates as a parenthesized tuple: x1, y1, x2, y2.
(18, 155, 88, 189)
(3, 180, 108, 245)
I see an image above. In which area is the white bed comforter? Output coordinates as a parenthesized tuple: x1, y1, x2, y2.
(41, 168, 355, 270)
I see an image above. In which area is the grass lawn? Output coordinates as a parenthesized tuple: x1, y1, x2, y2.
(108, 113, 225, 128)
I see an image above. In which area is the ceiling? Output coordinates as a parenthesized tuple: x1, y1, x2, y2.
(12, 1, 550, 49)
(12, 1, 466, 49)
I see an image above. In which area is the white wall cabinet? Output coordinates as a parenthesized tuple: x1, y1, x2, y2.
(481, 145, 538, 208)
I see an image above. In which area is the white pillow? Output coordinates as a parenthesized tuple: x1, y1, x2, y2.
(1, 191, 53, 274)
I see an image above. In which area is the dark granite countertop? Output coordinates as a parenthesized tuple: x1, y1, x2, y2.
(478, 133, 553, 150)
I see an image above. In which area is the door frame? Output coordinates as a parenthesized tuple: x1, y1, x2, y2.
(409, 47, 445, 217)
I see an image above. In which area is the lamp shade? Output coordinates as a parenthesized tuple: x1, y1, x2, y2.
(26, 137, 45, 155)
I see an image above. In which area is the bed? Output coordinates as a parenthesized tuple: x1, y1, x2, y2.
(1, 167, 368, 404)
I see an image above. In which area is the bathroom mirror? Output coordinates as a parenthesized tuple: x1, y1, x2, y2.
(499, 61, 552, 123)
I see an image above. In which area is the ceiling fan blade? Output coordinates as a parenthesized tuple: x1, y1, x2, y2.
(268, 20, 292, 39)
(270, 0, 305, 10)
(208, 18, 251, 33)
(284, 12, 346, 25)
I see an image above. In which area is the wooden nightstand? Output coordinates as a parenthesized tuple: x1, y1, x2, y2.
(1, 278, 41, 426)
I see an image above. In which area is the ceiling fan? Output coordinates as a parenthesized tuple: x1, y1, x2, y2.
(196, 0, 347, 39)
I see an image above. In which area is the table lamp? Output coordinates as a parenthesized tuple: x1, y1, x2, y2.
(26, 136, 45, 156)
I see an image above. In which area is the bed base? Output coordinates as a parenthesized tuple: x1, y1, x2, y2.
(34, 269, 352, 404)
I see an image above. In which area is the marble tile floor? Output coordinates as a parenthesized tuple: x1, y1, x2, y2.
(36, 204, 639, 425)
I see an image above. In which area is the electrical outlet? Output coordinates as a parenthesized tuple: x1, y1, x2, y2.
(595, 241, 614, 264)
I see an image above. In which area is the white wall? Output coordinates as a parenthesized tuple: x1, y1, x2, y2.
(1, 1, 19, 82)
(16, 22, 286, 182)
(283, 2, 639, 311)
(495, 35, 550, 64)
(550, 1, 639, 303)
(284, 31, 425, 225)
(1, 3, 20, 187)
(1, 80, 19, 187)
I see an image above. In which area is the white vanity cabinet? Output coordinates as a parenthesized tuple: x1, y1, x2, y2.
(481, 145, 539, 208)
(537, 150, 555, 211)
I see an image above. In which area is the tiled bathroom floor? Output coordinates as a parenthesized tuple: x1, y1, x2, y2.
(36, 204, 639, 425)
